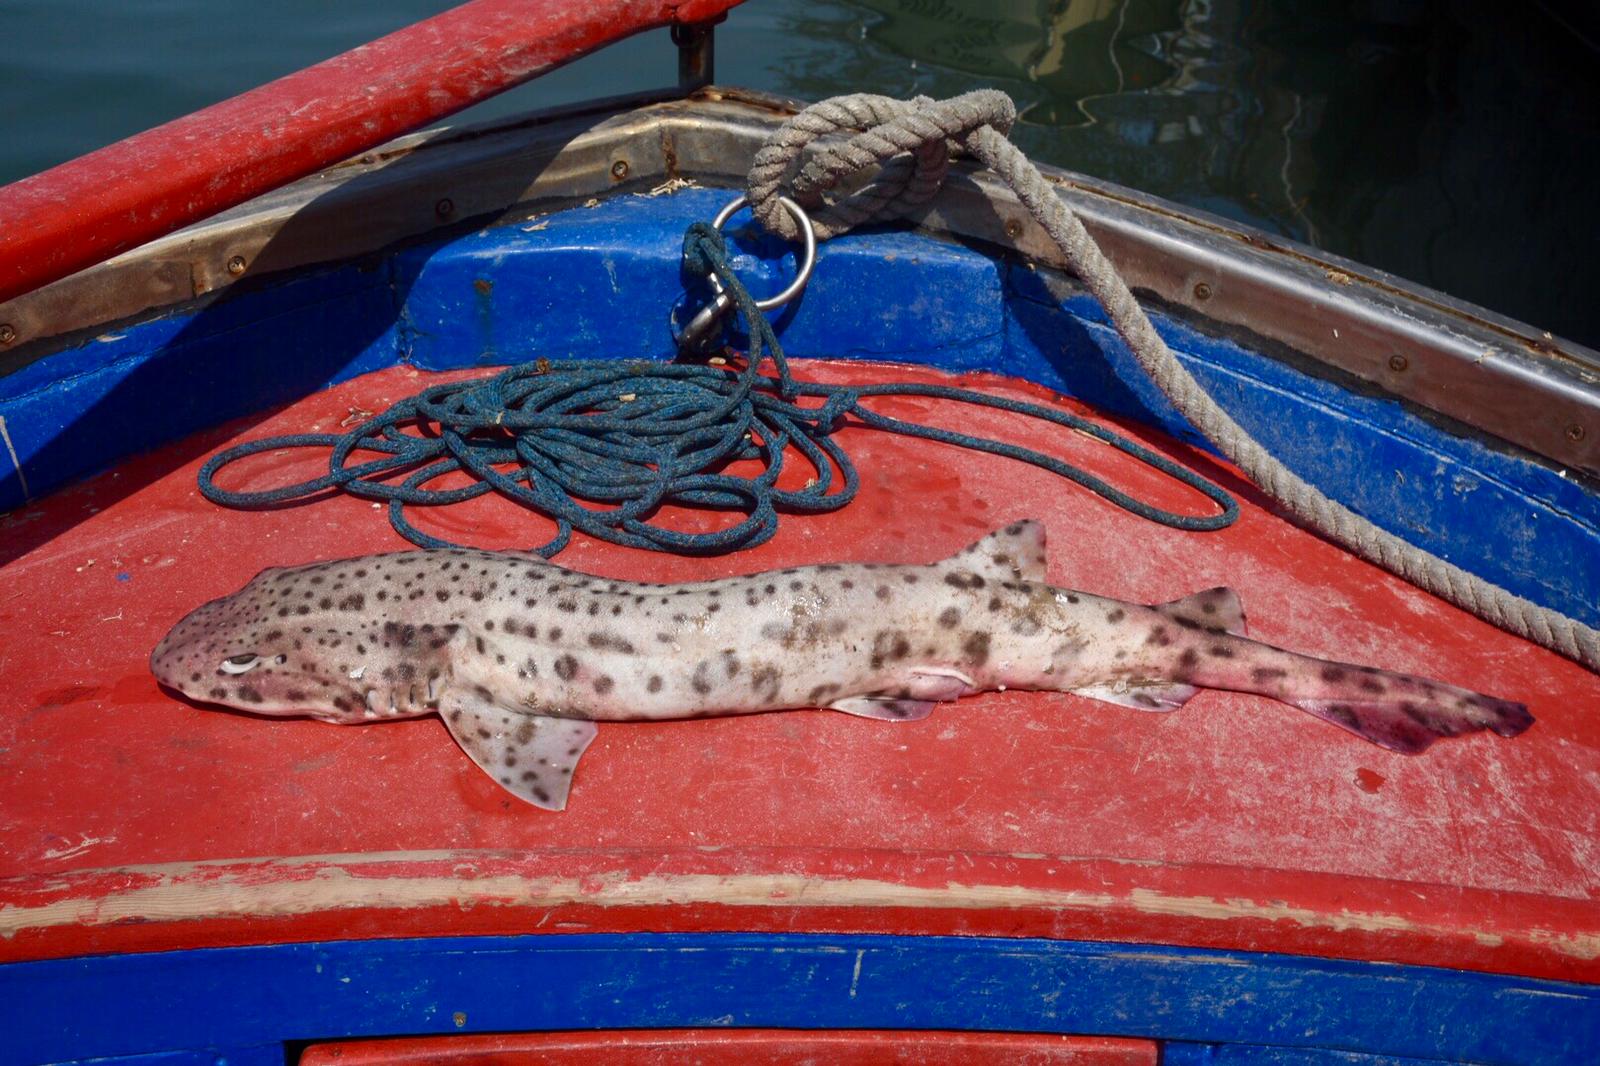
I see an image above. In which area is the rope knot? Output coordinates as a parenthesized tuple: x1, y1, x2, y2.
(680, 220, 727, 279)
(745, 90, 1018, 242)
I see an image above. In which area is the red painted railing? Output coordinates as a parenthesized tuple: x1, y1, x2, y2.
(0, 0, 740, 305)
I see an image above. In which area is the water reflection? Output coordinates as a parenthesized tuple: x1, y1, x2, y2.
(763, 0, 1600, 348)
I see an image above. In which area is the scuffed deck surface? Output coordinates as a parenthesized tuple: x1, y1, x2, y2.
(1, 362, 1595, 977)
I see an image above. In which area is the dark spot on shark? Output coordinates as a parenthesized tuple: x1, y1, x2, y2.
(1326, 704, 1360, 730)
(587, 632, 636, 654)
(1321, 665, 1347, 682)
(554, 655, 578, 680)
(1145, 626, 1172, 647)
(593, 675, 614, 695)
(962, 631, 991, 667)
(236, 686, 264, 704)
(807, 683, 840, 704)
(435, 590, 450, 602)
(338, 594, 364, 611)
(690, 661, 714, 694)
(944, 571, 984, 590)
(938, 607, 962, 629)
(1106, 609, 1125, 623)
(870, 630, 912, 669)
(647, 674, 663, 693)
(751, 665, 781, 700)
(1179, 648, 1200, 669)
(1253, 667, 1288, 682)
(1209, 644, 1234, 658)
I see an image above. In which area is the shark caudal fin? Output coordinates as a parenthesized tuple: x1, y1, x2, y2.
(946, 520, 1049, 582)
(1194, 633, 1535, 754)
(1290, 684, 1534, 754)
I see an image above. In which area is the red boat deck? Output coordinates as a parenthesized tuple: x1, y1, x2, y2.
(1, 361, 1595, 979)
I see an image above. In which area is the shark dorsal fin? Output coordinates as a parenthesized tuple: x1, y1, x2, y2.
(1152, 586, 1247, 637)
(944, 519, 1048, 583)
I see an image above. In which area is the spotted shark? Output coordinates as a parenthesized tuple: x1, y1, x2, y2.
(150, 520, 1533, 809)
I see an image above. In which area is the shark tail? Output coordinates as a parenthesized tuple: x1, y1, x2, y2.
(1179, 629, 1533, 754)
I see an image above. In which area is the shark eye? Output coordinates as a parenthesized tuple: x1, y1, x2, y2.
(220, 654, 262, 675)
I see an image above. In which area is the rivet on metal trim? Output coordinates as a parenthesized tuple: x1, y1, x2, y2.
(1193, 282, 1213, 301)
(1388, 354, 1409, 372)
(435, 198, 455, 219)
(611, 159, 630, 180)
(226, 256, 247, 276)
(0, 324, 15, 346)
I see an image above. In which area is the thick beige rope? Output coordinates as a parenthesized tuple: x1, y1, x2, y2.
(746, 91, 1600, 673)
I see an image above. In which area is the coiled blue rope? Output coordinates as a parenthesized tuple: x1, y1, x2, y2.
(198, 221, 1237, 555)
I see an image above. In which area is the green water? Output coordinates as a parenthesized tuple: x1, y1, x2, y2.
(5, 1, 1597, 347)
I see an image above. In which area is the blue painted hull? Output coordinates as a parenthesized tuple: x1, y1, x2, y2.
(2, 188, 1594, 626)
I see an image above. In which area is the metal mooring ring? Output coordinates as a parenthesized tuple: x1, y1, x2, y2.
(707, 194, 817, 311)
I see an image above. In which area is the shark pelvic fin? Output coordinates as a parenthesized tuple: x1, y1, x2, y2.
(829, 696, 937, 721)
(1153, 586, 1247, 637)
(1072, 681, 1200, 713)
(439, 693, 597, 810)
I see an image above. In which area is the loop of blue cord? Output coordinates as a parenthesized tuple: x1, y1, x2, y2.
(198, 221, 1237, 555)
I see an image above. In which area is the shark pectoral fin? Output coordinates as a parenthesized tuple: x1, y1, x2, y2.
(1072, 682, 1199, 713)
(829, 696, 937, 721)
(438, 694, 598, 811)
(1153, 587, 1247, 637)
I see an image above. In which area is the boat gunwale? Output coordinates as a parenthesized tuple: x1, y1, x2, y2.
(0, 88, 1594, 478)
